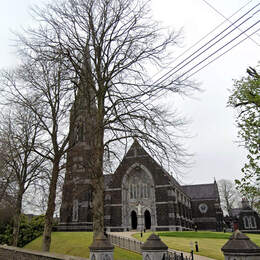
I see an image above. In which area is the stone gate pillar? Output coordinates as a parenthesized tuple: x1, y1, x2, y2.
(141, 233, 168, 260)
(89, 233, 114, 260)
(221, 229, 260, 260)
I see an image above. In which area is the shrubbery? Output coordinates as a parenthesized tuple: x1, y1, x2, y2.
(0, 214, 45, 247)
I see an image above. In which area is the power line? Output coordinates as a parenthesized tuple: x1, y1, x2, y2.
(149, 0, 255, 82)
(137, 18, 259, 109)
(152, 3, 259, 87)
(174, 20, 260, 82)
(201, 0, 260, 46)
(186, 27, 260, 80)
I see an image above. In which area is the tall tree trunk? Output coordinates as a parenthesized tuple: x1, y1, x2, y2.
(92, 113, 105, 239)
(12, 187, 24, 246)
(42, 158, 60, 251)
(92, 173, 104, 239)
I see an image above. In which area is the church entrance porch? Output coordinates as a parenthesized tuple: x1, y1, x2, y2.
(131, 211, 137, 229)
(144, 210, 151, 230)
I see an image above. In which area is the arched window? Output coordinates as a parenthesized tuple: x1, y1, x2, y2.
(130, 184, 133, 199)
(72, 199, 78, 221)
(243, 216, 249, 229)
(140, 183, 144, 198)
(127, 165, 153, 200)
(105, 194, 111, 201)
(250, 216, 256, 228)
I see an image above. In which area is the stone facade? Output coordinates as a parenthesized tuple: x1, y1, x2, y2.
(59, 139, 223, 231)
(104, 141, 193, 231)
(182, 183, 223, 231)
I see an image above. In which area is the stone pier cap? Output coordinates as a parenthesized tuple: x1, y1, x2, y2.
(141, 233, 168, 251)
(221, 229, 260, 255)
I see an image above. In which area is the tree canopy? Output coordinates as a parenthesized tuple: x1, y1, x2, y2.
(228, 64, 260, 200)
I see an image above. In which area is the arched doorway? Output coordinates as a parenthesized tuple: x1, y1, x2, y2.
(131, 211, 137, 229)
(144, 210, 151, 230)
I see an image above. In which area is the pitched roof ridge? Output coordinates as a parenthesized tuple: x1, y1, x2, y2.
(182, 182, 215, 187)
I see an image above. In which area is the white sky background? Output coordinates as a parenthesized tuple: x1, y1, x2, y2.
(0, 0, 259, 186)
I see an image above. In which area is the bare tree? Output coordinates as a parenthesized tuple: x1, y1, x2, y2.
(4, 0, 197, 251)
(0, 143, 16, 204)
(218, 179, 240, 216)
(23, 164, 65, 216)
(0, 106, 45, 246)
(1, 55, 75, 251)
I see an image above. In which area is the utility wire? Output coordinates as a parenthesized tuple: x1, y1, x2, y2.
(186, 27, 260, 80)
(201, 0, 260, 46)
(152, 3, 259, 87)
(137, 19, 259, 108)
(155, 8, 259, 88)
(174, 20, 260, 82)
(149, 0, 255, 82)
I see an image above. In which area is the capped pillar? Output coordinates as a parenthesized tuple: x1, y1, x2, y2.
(221, 229, 260, 260)
(141, 233, 168, 260)
(89, 234, 114, 260)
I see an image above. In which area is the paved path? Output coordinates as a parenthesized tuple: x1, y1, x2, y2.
(109, 231, 216, 260)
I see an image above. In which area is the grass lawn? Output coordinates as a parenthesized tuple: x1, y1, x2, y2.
(24, 232, 142, 260)
(133, 231, 260, 260)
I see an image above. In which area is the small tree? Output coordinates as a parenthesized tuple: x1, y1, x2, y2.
(0, 106, 45, 246)
(1, 56, 74, 250)
(228, 65, 260, 201)
(0, 142, 16, 204)
(218, 179, 240, 216)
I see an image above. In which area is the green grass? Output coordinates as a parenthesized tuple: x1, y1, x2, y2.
(133, 231, 260, 260)
(24, 232, 142, 260)
(158, 231, 231, 239)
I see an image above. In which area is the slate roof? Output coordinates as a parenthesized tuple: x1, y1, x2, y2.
(230, 207, 256, 218)
(230, 208, 242, 217)
(182, 183, 218, 200)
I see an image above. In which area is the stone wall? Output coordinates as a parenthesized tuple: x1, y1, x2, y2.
(0, 245, 88, 260)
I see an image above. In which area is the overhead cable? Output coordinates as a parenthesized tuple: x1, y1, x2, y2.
(152, 2, 260, 87)
(201, 0, 259, 46)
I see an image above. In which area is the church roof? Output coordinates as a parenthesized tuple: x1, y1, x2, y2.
(182, 183, 218, 200)
(230, 207, 256, 217)
(230, 208, 242, 217)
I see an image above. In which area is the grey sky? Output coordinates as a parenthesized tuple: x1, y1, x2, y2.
(0, 0, 259, 185)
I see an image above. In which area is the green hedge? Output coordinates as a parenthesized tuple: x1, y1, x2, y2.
(0, 214, 45, 247)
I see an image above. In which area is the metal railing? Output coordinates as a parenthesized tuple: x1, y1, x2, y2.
(107, 233, 192, 260)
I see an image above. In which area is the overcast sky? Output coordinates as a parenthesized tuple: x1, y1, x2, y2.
(0, 0, 259, 185)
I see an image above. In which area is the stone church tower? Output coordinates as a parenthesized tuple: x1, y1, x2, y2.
(59, 51, 97, 231)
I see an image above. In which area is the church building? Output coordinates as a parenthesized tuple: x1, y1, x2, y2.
(58, 66, 223, 231)
(59, 140, 223, 232)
